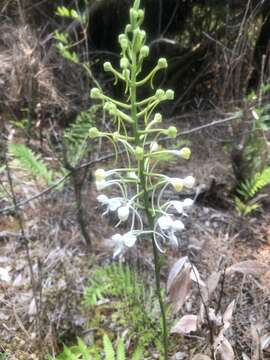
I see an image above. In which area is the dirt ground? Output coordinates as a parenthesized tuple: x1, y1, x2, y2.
(0, 114, 270, 359)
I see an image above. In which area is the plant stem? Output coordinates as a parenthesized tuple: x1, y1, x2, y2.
(140, 169, 169, 360)
(130, 48, 168, 360)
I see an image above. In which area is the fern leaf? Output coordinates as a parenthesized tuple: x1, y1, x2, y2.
(77, 338, 92, 360)
(64, 111, 94, 166)
(9, 143, 53, 184)
(131, 344, 144, 360)
(237, 166, 270, 200)
(62, 345, 77, 360)
(103, 334, 115, 360)
(116, 338, 125, 360)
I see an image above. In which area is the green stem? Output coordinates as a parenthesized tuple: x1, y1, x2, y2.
(129, 44, 169, 360)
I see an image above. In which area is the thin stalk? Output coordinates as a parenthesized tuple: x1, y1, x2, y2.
(129, 45, 169, 359)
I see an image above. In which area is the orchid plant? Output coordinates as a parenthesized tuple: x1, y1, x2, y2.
(89, 1, 195, 357)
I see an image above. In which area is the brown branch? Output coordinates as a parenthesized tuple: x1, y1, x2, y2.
(0, 113, 241, 215)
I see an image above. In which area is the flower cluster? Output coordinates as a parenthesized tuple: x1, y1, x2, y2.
(90, 0, 195, 258)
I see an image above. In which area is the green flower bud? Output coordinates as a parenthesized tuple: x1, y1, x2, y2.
(103, 62, 112, 72)
(154, 113, 162, 123)
(89, 127, 100, 138)
(157, 58, 168, 69)
(120, 38, 128, 50)
(155, 89, 165, 99)
(179, 147, 191, 160)
(118, 34, 126, 42)
(137, 9, 144, 23)
(125, 24, 132, 33)
(135, 146, 144, 160)
(104, 102, 117, 115)
(90, 87, 102, 99)
(167, 126, 177, 138)
(130, 8, 138, 25)
(140, 30, 146, 40)
(140, 45, 149, 58)
(120, 57, 129, 69)
(165, 89, 174, 100)
(123, 68, 130, 80)
(113, 132, 120, 141)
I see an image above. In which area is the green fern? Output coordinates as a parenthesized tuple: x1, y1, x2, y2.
(237, 167, 270, 199)
(48, 336, 143, 360)
(103, 335, 115, 360)
(64, 109, 96, 166)
(9, 143, 53, 184)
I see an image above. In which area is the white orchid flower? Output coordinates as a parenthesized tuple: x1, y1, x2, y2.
(164, 198, 194, 214)
(169, 178, 184, 192)
(112, 231, 137, 258)
(117, 205, 130, 221)
(156, 215, 185, 247)
(97, 194, 122, 215)
(183, 175, 195, 188)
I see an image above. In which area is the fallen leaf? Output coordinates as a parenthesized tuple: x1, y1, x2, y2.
(167, 256, 188, 292)
(214, 331, 234, 360)
(0, 267, 11, 283)
(171, 314, 197, 334)
(206, 271, 221, 297)
(261, 333, 270, 352)
(168, 265, 192, 314)
(226, 261, 268, 277)
(223, 300, 235, 329)
(192, 355, 212, 360)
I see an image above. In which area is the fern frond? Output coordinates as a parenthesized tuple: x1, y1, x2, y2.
(77, 337, 92, 360)
(64, 110, 94, 166)
(131, 344, 144, 360)
(237, 167, 270, 199)
(9, 143, 53, 184)
(103, 334, 115, 360)
(116, 338, 125, 360)
(234, 196, 260, 216)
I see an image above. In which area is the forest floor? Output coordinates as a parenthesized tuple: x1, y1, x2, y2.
(0, 113, 270, 360)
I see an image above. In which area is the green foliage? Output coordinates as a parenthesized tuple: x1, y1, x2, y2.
(237, 167, 270, 199)
(9, 143, 53, 184)
(84, 263, 166, 350)
(234, 83, 270, 216)
(0, 354, 7, 360)
(64, 109, 96, 166)
(83, 263, 138, 308)
(49, 335, 143, 360)
(56, 6, 82, 21)
(234, 196, 260, 216)
(235, 167, 270, 216)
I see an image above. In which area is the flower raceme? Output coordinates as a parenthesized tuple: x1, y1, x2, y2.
(94, 168, 195, 255)
(90, 0, 195, 258)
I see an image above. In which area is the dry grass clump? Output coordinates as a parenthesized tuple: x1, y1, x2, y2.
(0, 22, 91, 123)
(0, 23, 69, 119)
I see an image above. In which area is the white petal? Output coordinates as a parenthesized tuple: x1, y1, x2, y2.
(150, 141, 159, 152)
(172, 220, 185, 232)
(123, 233, 137, 247)
(127, 171, 138, 180)
(170, 201, 184, 213)
(183, 198, 194, 207)
(158, 215, 173, 230)
(183, 176, 195, 189)
(112, 233, 123, 242)
(108, 198, 122, 211)
(113, 244, 124, 258)
(97, 194, 109, 205)
(169, 232, 179, 247)
(96, 180, 108, 190)
(117, 206, 130, 221)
